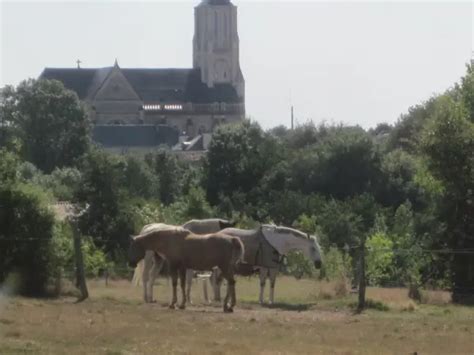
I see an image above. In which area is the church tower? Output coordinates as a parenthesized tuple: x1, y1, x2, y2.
(193, 0, 244, 101)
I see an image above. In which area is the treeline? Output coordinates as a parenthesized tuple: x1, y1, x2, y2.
(0, 67, 473, 302)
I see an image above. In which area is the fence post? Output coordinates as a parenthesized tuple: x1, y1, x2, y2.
(71, 221, 88, 302)
(357, 242, 366, 312)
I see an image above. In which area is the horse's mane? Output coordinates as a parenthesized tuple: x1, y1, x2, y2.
(263, 225, 310, 240)
(134, 226, 189, 241)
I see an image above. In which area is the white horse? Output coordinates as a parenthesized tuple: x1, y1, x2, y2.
(214, 225, 323, 305)
(132, 219, 234, 303)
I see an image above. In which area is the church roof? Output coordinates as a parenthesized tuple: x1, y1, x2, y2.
(92, 124, 179, 148)
(40, 67, 241, 103)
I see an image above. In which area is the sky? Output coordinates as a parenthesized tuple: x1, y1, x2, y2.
(1, 0, 472, 129)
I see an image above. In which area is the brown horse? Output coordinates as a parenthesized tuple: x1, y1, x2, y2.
(128, 227, 244, 313)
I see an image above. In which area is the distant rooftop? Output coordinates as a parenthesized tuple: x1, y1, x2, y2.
(40, 66, 241, 104)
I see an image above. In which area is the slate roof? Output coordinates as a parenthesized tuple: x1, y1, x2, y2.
(92, 125, 179, 148)
(41, 68, 97, 99)
(40, 67, 241, 103)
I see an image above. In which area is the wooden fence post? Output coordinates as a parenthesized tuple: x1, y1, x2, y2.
(71, 221, 88, 302)
(357, 242, 366, 313)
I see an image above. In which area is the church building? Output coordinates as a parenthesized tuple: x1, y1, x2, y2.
(40, 0, 245, 153)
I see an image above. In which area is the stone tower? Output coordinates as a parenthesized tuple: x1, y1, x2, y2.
(193, 0, 245, 101)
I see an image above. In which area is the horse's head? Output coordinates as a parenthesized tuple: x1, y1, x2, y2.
(128, 235, 146, 268)
(306, 235, 323, 269)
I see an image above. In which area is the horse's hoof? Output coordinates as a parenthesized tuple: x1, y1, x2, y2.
(178, 305, 186, 310)
(150, 300, 157, 304)
(224, 307, 233, 313)
(169, 304, 176, 309)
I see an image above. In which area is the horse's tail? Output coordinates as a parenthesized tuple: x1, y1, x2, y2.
(132, 259, 145, 286)
(231, 237, 245, 265)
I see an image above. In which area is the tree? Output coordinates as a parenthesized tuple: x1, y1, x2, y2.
(287, 127, 381, 200)
(145, 149, 184, 205)
(0, 183, 56, 296)
(2, 79, 90, 173)
(423, 94, 474, 303)
(123, 155, 160, 201)
(75, 149, 135, 253)
(204, 120, 283, 207)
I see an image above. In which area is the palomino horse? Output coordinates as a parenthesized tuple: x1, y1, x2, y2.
(213, 225, 323, 304)
(132, 219, 234, 303)
(128, 227, 244, 312)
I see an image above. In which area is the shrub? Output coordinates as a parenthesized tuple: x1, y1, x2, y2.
(366, 232, 394, 285)
(285, 250, 315, 279)
(0, 183, 56, 296)
(320, 247, 352, 281)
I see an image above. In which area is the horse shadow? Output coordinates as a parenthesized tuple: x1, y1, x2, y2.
(248, 301, 316, 312)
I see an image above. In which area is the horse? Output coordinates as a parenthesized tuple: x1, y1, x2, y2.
(132, 219, 235, 303)
(212, 225, 323, 304)
(128, 227, 244, 312)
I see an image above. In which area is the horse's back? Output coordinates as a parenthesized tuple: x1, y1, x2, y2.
(179, 232, 240, 270)
(182, 219, 229, 234)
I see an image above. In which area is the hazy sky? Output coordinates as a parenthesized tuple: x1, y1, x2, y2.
(1, 1, 472, 129)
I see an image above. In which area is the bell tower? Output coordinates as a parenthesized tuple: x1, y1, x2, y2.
(193, 0, 244, 101)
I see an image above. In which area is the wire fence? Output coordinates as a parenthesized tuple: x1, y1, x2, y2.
(2, 235, 474, 255)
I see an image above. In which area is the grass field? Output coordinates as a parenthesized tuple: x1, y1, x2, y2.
(0, 276, 473, 354)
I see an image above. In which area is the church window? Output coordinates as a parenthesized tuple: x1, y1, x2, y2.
(215, 12, 218, 39)
(164, 104, 183, 111)
(143, 104, 161, 111)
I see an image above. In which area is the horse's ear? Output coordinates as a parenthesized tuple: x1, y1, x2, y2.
(129, 235, 135, 241)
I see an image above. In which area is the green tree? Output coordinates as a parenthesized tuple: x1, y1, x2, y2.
(2, 79, 90, 173)
(0, 183, 56, 295)
(123, 155, 160, 200)
(287, 127, 381, 200)
(423, 94, 474, 303)
(204, 120, 283, 208)
(366, 232, 394, 285)
(145, 149, 184, 205)
(75, 149, 135, 253)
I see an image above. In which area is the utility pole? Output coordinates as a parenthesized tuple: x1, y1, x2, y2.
(291, 106, 294, 130)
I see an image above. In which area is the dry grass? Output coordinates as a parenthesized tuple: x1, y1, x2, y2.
(0, 276, 473, 354)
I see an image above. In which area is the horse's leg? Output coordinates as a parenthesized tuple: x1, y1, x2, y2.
(214, 269, 223, 302)
(269, 268, 278, 305)
(203, 275, 209, 303)
(259, 268, 268, 304)
(220, 269, 233, 313)
(185, 269, 194, 304)
(178, 268, 187, 309)
(229, 270, 237, 310)
(169, 266, 178, 309)
(150, 255, 164, 304)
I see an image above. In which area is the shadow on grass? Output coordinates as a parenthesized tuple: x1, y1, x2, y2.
(246, 301, 317, 311)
